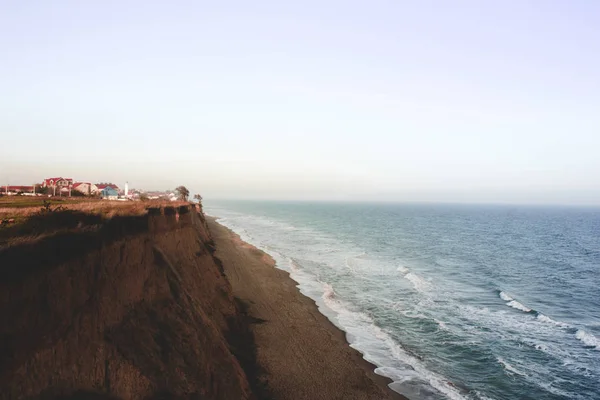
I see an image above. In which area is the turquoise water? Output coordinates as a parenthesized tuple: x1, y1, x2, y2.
(205, 201, 600, 400)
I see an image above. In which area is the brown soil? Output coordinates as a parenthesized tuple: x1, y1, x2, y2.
(0, 205, 259, 400)
(208, 217, 407, 400)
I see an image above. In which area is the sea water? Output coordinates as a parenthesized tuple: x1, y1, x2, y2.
(204, 201, 600, 400)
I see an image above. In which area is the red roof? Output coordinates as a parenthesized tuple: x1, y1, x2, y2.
(72, 182, 91, 188)
(43, 177, 73, 186)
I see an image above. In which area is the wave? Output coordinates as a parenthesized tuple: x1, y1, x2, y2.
(344, 252, 369, 272)
(320, 289, 469, 400)
(434, 318, 449, 331)
(497, 357, 527, 377)
(498, 291, 513, 302)
(506, 300, 532, 313)
(497, 291, 599, 355)
(536, 314, 570, 328)
(405, 272, 432, 292)
(397, 266, 409, 274)
(576, 330, 600, 350)
(473, 392, 497, 400)
(288, 258, 301, 273)
(322, 283, 336, 302)
(497, 356, 573, 398)
(395, 265, 432, 293)
(498, 291, 534, 314)
(404, 272, 431, 293)
(498, 292, 591, 350)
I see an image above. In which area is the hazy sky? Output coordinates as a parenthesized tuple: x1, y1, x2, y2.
(2, 1, 599, 204)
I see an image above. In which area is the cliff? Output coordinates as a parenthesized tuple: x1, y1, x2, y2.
(0, 203, 261, 400)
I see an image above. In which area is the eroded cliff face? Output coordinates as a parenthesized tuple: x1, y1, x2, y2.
(0, 205, 257, 400)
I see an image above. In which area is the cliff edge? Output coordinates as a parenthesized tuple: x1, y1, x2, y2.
(0, 203, 260, 400)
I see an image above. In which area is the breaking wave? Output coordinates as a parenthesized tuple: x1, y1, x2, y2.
(497, 357, 526, 377)
(398, 267, 432, 292)
(497, 291, 599, 354)
(536, 314, 570, 328)
(576, 330, 600, 350)
(319, 282, 468, 400)
(499, 291, 534, 313)
(507, 300, 532, 312)
(322, 283, 336, 301)
(499, 291, 513, 302)
(397, 266, 410, 274)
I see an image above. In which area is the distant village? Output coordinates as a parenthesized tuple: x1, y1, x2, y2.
(1, 177, 179, 201)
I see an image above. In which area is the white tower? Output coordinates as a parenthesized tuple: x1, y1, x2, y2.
(125, 182, 129, 197)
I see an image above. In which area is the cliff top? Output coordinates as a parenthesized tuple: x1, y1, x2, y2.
(0, 198, 193, 249)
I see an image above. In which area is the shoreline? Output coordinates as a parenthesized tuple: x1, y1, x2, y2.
(207, 216, 407, 400)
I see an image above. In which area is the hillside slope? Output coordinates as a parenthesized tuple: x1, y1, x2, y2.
(0, 204, 259, 400)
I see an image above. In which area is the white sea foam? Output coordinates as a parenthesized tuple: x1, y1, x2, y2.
(322, 283, 336, 301)
(345, 252, 369, 273)
(401, 309, 428, 320)
(499, 291, 532, 313)
(473, 391, 497, 400)
(460, 303, 598, 382)
(288, 258, 301, 273)
(575, 330, 600, 350)
(497, 357, 527, 376)
(404, 272, 432, 292)
(350, 316, 464, 396)
(506, 300, 531, 313)
(397, 266, 409, 274)
(499, 291, 513, 302)
(536, 314, 570, 328)
(315, 281, 468, 399)
(397, 266, 433, 293)
(434, 318, 449, 331)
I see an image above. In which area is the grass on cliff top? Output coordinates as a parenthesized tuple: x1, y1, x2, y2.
(0, 199, 192, 247)
(0, 196, 95, 209)
(0, 198, 189, 218)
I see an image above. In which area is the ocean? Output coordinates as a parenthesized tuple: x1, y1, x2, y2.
(204, 201, 600, 400)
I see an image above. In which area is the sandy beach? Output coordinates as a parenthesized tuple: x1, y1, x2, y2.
(208, 217, 406, 400)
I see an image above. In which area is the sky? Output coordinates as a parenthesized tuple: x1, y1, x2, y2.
(1, 0, 599, 205)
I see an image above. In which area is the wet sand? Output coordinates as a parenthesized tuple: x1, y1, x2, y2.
(208, 217, 407, 400)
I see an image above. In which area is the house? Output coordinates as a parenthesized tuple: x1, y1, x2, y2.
(72, 182, 98, 195)
(100, 186, 119, 200)
(42, 177, 73, 196)
(42, 177, 73, 188)
(96, 183, 119, 194)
